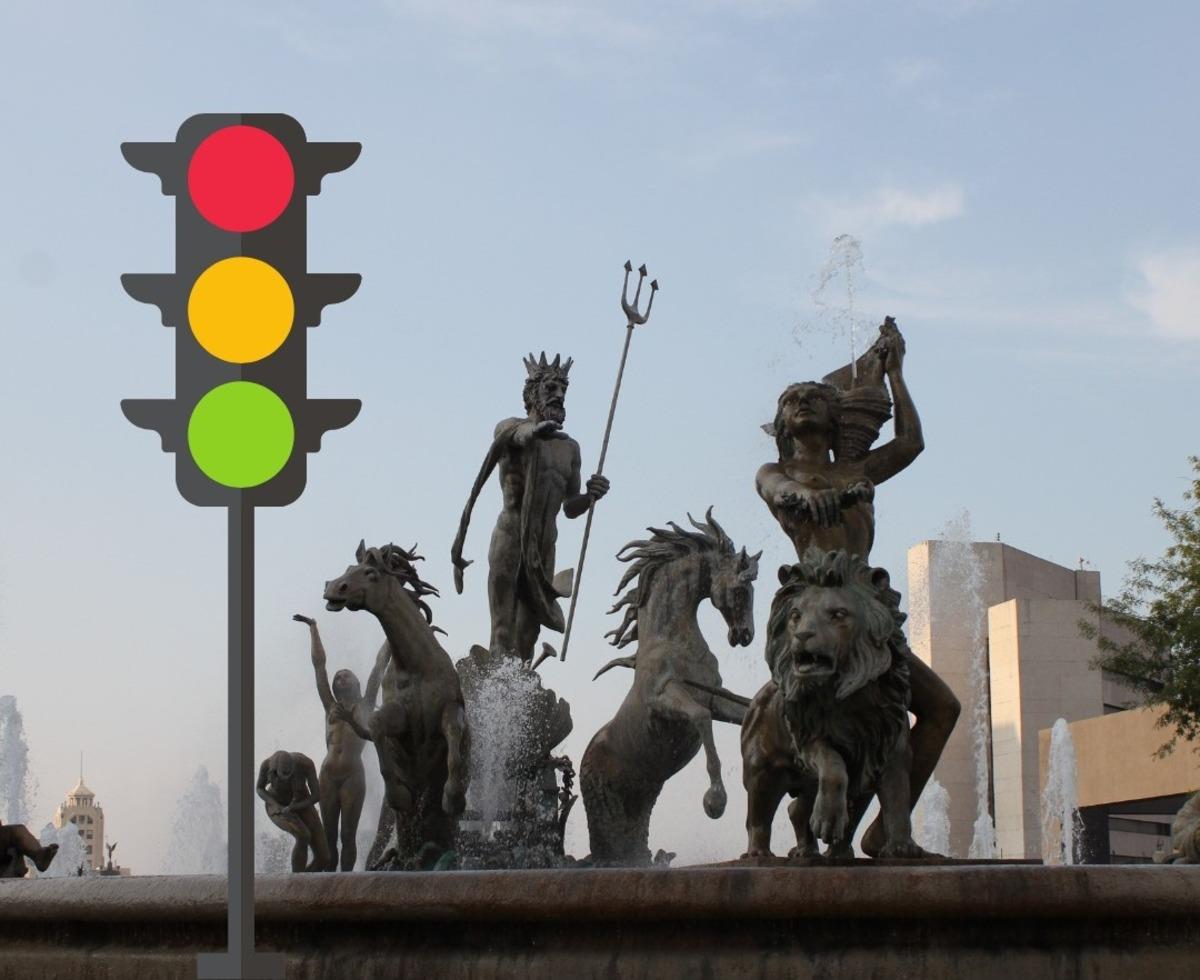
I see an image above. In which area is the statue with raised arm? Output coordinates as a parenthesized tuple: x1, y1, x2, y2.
(0, 821, 58, 878)
(451, 352, 610, 663)
(755, 317, 960, 856)
(293, 614, 387, 871)
(256, 751, 330, 873)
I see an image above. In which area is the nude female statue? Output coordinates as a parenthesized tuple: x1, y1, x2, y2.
(293, 614, 387, 871)
(755, 317, 961, 855)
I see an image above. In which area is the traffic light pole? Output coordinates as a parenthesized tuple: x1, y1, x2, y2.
(197, 496, 284, 980)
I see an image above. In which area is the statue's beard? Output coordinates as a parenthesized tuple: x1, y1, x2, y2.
(539, 400, 566, 425)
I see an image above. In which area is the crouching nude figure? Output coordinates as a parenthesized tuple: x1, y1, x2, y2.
(256, 750, 331, 872)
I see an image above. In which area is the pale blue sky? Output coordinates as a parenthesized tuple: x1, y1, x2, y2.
(3, 0, 1199, 873)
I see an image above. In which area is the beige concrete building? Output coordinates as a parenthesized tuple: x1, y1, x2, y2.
(53, 777, 105, 871)
(1039, 708, 1199, 863)
(907, 540, 1102, 858)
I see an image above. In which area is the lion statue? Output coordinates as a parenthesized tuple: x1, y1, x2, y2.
(740, 548, 928, 859)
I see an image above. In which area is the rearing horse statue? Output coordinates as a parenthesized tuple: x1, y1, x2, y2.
(580, 510, 759, 865)
(324, 541, 469, 866)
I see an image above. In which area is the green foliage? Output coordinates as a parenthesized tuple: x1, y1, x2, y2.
(1081, 456, 1200, 757)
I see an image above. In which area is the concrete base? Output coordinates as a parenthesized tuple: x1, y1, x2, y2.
(2, 865, 1198, 979)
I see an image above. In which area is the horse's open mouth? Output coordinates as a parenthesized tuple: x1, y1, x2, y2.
(325, 598, 348, 612)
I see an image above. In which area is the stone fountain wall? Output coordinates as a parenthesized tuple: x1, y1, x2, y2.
(1, 865, 1198, 979)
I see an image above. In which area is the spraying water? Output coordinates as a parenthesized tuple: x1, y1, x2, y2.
(913, 775, 951, 856)
(38, 821, 90, 878)
(0, 695, 35, 825)
(463, 656, 543, 828)
(163, 766, 226, 875)
(931, 512, 997, 859)
(810, 234, 867, 379)
(1041, 718, 1083, 865)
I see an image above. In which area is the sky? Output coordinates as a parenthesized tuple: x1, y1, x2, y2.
(2, 0, 1199, 875)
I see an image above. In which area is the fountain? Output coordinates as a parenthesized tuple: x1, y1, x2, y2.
(455, 645, 574, 868)
(36, 822, 89, 878)
(930, 512, 997, 858)
(807, 234, 869, 379)
(163, 766, 226, 875)
(1041, 718, 1083, 865)
(913, 775, 952, 856)
(0, 695, 35, 826)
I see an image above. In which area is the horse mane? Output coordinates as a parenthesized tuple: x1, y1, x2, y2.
(606, 508, 735, 649)
(372, 542, 446, 635)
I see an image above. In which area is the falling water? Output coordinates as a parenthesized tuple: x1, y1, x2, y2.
(1041, 718, 1083, 865)
(810, 234, 867, 378)
(931, 512, 997, 859)
(162, 766, 226, 874)
(463, 657, 542, 828)
(38, 821, 90, 877)
(913, 776, 951, 856)
(0, 695, 35, 825)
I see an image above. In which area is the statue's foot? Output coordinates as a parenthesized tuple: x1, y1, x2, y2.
(788, 842, 821, 859)
(741, 846, 774, 859)
(876, 838, 927, 860)
(703, 785, 727, 819)
(810, 793, 849, 846)
(823, 841, 854, 859)
(860, 817, 884, 858)
(33, 844, 58, 873)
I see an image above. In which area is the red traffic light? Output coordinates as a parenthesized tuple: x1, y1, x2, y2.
(187, 124, 295, 232)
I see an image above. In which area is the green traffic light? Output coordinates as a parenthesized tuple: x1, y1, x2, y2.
(187, 382, 295, 489)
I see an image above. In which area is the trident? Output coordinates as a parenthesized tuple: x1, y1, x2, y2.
(560, 261, 657, 661)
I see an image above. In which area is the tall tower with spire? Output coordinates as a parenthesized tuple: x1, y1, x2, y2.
(52, 755, 105, 871)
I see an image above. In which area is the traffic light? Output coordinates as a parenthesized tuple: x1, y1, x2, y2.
(121, 113, 361, 507)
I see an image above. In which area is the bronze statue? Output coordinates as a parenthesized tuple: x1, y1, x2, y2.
(451, 352, 610, 663)
(581, 511, 759, 865)
(0, 821, 58, 878)
(293, 614, 387, 871)
(741, 550, 927, 859)
(255, 751, 330, 872)
(755, 318, 959, 855)
(324, 541, 469, 866)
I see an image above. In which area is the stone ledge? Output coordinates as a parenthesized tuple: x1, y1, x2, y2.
(2, 866, 1198, 980)
(2, 865, 1198, 923)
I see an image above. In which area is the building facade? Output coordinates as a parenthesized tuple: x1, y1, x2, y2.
(906, 539, 1155, 860)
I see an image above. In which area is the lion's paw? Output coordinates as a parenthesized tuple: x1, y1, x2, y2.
(810, 794, 849, 845)
(703, 785, 728, 819)
(742, 844, 774, 859)
(788, 843, 821, 859)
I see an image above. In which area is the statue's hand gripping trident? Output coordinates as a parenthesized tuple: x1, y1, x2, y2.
(559, 262, 658, 662)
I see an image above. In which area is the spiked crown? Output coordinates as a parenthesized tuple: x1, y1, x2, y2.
(523, 351, 574, 381)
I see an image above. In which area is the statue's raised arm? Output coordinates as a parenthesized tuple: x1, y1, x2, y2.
(859, 318, 924, 486)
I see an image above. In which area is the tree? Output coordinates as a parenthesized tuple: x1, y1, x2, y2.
(1081, 456, 1200, 757)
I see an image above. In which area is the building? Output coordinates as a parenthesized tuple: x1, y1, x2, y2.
(52, 776, 105, 871)
(907, 539, 1158, 860)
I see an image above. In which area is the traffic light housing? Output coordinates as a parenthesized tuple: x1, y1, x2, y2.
(121, 113, 361, 507)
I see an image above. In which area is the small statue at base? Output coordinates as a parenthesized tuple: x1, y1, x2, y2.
(0, 821, 59, 878)
(256, 751, 330, 872)
(1155, 790, 1200, 864)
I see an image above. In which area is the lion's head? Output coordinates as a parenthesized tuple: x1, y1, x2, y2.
(765, 548, 908, 703)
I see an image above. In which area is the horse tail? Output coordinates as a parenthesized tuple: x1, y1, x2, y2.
(580, 722, 658, 866)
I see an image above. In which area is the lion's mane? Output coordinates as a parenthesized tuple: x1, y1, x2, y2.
(765, 548, 912, 795)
